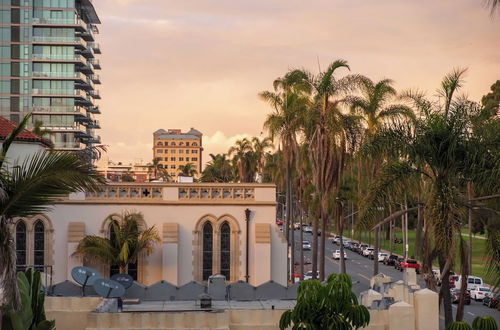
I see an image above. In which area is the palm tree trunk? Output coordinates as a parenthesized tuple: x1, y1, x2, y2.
(0, 215, 20, 310)
(290, 184, 295, 283)
(312, 213, 319, 280)
(319, 215, 326, 281)
(373, 227, 379, 276)
(339, 202, 346, 274)
(415, 202, 423, 260)
(439, 255, 454, 326)
(285, 160, 292, 282)
(300, 207, 304, 281)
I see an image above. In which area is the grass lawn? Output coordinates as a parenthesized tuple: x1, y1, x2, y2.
(341, 229, 489, 279)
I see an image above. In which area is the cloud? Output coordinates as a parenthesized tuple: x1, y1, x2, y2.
(203, 131, 253, 157)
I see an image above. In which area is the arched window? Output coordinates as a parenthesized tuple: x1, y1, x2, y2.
(192, 142, 197, 146)
(202, 222, 213, 281)
(220, 222, 230, 280)
(15, 221, 27, 270)
(171, 142, 176, 146)
(156, 142, 163, 146)
(33, 221, 45, 271)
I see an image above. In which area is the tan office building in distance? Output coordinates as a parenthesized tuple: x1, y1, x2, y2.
(153, 128, 203, 179)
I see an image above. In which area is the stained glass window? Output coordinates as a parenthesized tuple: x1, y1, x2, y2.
(33, 221, 45, 270)
(220, 222, 231, 280)
(202, 222, 213, 281)
(15, 221, 26, 270)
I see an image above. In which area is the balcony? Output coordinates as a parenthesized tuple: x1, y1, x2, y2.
(75, 96, 94, 107)
(87, 119, 101, 129)
(77, 25, 95, 42)
(75, 78, 94, 91)
(87, 135, 101, 144)
(88, 42, 101, 54)
(32, 71, 86, 80)
(89, 58, 101, 70)
(42, 123, 90, 137)
(32, 36, 85, 49)
(89, 89, 101, 99)
(32, 17, 88, 32)
(32, 53, 87, 63)
(77, 46, 94, 59)
(31, 105, 86, 116)
(77, 61, 94, 74)
(88, 105, 101, 114)
(90, 74, 101, 84)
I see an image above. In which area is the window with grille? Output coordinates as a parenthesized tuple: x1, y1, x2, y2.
(220, 222, 231, 280)
(202, 222, 213, 281)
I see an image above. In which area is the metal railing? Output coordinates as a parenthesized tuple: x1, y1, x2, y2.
(32, 36, 79, 43)
(32, 53, 85, 61)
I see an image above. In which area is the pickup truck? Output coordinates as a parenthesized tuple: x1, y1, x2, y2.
(397, 258, 420, 274)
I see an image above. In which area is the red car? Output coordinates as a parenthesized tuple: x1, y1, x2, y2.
(398, 259, 420, 274)
(276, 219, 283, 226)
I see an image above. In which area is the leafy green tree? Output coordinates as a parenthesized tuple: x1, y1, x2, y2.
(228, 138, 254, 182)
(0, 114, 103, 310)
(122, 171, 135, 182)
(201, 153, 233, 182)
(279, 273, 370, 330)
(74, 211, 160, 274)
(251, 136, 274, 182)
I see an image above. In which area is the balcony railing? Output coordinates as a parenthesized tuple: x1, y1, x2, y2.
(32, 53, 86, 62)
(88, 42, 101, 54)
(32, 17, 87, 30)
(32, 36, 79, 43)
(31, 105, 86, 114)
(33, 71, 83, 78)
(32, 88, 87, 96)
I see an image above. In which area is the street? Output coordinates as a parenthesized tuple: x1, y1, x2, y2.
(291, 229, 500, 328)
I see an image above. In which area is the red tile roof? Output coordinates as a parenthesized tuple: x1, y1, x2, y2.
(0, 117, 52, 147)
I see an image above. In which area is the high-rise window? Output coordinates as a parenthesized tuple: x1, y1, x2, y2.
(202, 222, 213, 281)
(220, 222, 230, 280)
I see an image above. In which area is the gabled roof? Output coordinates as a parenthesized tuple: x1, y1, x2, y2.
(0, 117, 52, 147)
(154, 129, 167, 135)
(187, 127, 202, 136)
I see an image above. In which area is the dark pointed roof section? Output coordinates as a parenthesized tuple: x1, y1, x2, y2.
(0, 117, 52, 147)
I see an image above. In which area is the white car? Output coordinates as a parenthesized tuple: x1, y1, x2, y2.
(378, 253, 388, 262)
(332, 250, 348, 260)
(304, 271, 320, 280)
(304, 226, 313, 233)
(363, 247, 374, 257)
(470, 286, 491, 301)
(332, 236, 340, 244)
(302, 241, 311, 250)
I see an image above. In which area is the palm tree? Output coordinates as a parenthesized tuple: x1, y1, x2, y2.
(228, 138, 253, 182)
(74, 211, 160, 274)
(201, 153, 233, 182)
(251, 136, 274, 182)
(485, 0, 500, 15)
(262, 79, 310, 281)
(279, 273, 370, 329)
(0, 114, 104, 310)
(178, 163, 198, 177)
(297, 59, 363, 279)
(359, 69, 499, 326)
(149, 157, 162, 180)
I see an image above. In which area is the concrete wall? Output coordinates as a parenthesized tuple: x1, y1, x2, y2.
(3, 141, 45, 170)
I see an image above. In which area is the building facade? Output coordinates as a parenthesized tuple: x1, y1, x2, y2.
(153, 128, 203, 180)
(10, 182, 287, 287)
(95, 155, 153, 182)
(0, 0, 102, 151)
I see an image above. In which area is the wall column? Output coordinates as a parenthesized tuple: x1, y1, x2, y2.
(67, 222, 85, 281)
(162, 223, 179, 285)
(253, 223, 271, 286)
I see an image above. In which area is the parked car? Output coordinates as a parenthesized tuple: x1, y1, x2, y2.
(383, 255, 399, 266)
(470, 286, 492, 301)
(302, 241, 311, 251)
(304, 271, 320, 280)
(394, 257, 405, 269)
(294, 223, 301, 230)
(450, 288, 471, 305)
(378, 253, 389, 262)
(333, 250, 348, 260)
(304, 226, 313, 234)
(449, 275, 459, 288)
(359, 244, 368, 255)
(343, 240, 350, 248)
(333, 236, 340, 244)
(458, 275, 484, 291)
(397, 259, 420, 274)
(483, 292, 500, 308)
(276, 219, 283, 226)
(362, 247, 373, 257)
(350, 242, 359, 251)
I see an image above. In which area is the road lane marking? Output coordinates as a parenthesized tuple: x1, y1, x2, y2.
(357, 273, 371, 281)
(467, 312, 475, 316)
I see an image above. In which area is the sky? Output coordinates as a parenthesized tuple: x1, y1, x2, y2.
(94, 0, 500, 165)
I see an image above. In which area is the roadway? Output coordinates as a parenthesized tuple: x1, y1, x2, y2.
(291, 229, 500, 328)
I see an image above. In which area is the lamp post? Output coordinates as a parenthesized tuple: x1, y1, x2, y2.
(244, 208, 251, 283)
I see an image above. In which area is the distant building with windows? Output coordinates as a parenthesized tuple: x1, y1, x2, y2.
(153, 128, 203, 180)
(95, 155, 152, 182)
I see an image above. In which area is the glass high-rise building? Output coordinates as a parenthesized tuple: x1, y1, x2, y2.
(0, 0, 101, 151)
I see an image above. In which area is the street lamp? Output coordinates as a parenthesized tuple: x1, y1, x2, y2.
(244, 208, 251, 283)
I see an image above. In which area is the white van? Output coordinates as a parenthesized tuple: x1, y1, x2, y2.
(455, 275, 483, 290)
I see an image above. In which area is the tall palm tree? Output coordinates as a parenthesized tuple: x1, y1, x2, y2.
(149, 157, 162, 180)
(251, 136, 274, 182)
(262, 81, 309, 282)
(297, 59, 363, 279)
(178, 163, 198, 177)
(74, 211, 160, 274)
(359, 69, 499, 326)
(0, 114, 104, 310)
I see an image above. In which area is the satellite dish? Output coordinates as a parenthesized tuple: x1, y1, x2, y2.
(111, 273, 134, 289)
(71, 266, 101, 296)
(94, 279, 125, 298)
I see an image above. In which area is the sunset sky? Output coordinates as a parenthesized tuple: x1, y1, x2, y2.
(95, 0, 500, 165)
